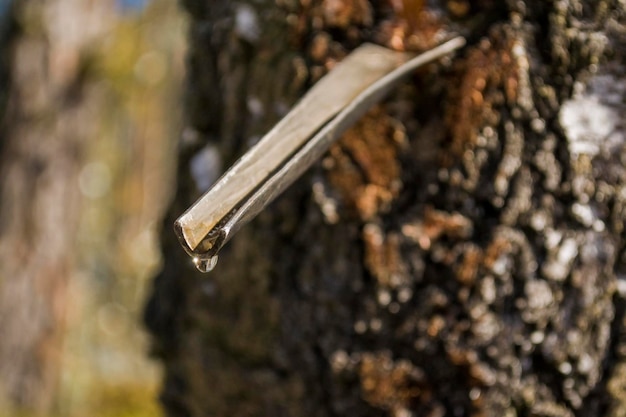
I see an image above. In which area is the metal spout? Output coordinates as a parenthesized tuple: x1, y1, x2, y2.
(175, 37, 466, 270)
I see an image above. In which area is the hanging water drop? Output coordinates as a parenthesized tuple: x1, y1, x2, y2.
(193, 255, 218, 273)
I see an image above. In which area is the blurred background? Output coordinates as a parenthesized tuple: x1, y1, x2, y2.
(0, 0, 186, 415)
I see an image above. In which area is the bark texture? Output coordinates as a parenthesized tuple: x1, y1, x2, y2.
(145, 1, 626, 416)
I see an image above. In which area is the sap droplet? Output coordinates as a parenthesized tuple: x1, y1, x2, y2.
(193, 255, 219, 273)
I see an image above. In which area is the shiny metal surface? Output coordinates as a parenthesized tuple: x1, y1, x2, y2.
(175, 37, 466, 270)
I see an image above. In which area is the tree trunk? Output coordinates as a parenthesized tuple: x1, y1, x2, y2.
(0, 0, 113, 413)
(145, 1, 626, 416)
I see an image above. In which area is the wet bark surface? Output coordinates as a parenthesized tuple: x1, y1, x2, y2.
(145, 1, 626, 416)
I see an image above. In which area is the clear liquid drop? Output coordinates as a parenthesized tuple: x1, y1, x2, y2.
(193, 255, 218, 273)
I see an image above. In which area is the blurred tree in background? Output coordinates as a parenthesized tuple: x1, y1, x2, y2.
(0, 0, 184, 415)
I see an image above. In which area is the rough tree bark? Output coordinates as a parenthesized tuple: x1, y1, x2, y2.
(145, 1, 626, 416)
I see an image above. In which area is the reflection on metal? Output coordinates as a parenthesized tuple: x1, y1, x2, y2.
(175, 37, 466, 272)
